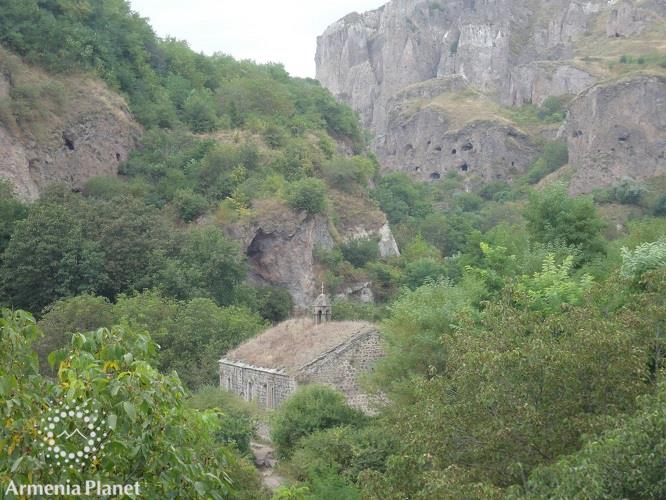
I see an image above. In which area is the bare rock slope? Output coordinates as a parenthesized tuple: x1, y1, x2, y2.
(0, 49, 141, 200)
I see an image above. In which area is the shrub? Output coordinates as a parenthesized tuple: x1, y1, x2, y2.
(173, 188, 210, 221)
(331, 299, 385, 322)
(620, 239, 666, 281)
(653, 195, 666, 216)
(525, 184, 606, 263)
(517, 384, 666, 499)
(479, 180, 511, 201)
(187, 386, 256, 456)
(515, 254, 594, 315)
(537, 96, 566, 122)
(612, 177, 647, 205)
(340, 237, 380, 268)
(182, 89, 218, 132)
(285, 178, 327, 214)
(291, 425, 399, 484)
(270, 385, 365, 458)
(526, 141, 568, 184)
(319, 156, 377, 191)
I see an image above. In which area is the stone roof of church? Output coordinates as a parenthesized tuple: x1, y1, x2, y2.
(220, 319, 376, 374)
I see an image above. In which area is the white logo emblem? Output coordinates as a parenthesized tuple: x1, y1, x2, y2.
(36, 399, 112, 470)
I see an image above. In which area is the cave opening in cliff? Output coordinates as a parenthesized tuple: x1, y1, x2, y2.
(62, 133, 75, 151)
(460, 162, 469, 172)
(247, 230, 268, 261)
(430, 172, 441, 180)
(451, 148, 456, 154)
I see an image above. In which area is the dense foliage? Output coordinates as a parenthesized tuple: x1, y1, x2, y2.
(0, 309, 264, 498)
(270, 385, 365, 459)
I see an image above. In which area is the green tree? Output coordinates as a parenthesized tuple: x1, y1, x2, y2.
(340, 237, 379, 268)
(285, 178, 327, 215)
(525, 184, 606, 263)
(374, 288, 653, 492)
(182, 89, 218, 132)
(372, 280, 481, 401)
(159, 226, 246, 305)
(0, 202, 105, 312)
(271, 385, 365, 458)
(515, 254, 593, 314)
(0, 180, 28, 255)
(517, 383, 666, 499)
(372, 173, 432, 224)
(620, 239, 666, 282)
(0, 308, 262, 497)
(37, 294, 114, 375)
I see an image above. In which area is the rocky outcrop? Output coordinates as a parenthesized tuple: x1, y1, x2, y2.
(228, 200, 399, 310)
(0, 51, 141, 200)
(228, 201, 335, 310)
(317, 0, 666, 192)
(316, 0, 609, 134)
(564, 75, 666, 195)
(507, 62, 597, 107)
(378, 101, 539, 182)
(605, 0, 661, 38)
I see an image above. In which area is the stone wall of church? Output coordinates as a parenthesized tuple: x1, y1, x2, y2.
(297, 330, 385, 413)
(219, 362, 297, 409)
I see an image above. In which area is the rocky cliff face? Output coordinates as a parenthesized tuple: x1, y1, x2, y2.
(316, 0, 609, 132)
(226, 199, 399, 310)
(0, 50, 141, 200)
(317, 0, 666, 193)
(564, 74, 666, 194)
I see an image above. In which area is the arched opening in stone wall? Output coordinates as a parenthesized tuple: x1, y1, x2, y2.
(430, 172, 441, 180)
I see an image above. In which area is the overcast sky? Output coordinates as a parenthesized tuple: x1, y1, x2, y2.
(128, 1, 386, 78)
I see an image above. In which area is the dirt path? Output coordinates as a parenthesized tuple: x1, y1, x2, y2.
(251, 441, 285, 490)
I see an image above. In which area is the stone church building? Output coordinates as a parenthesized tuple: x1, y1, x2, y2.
(219, 293, 384, 412)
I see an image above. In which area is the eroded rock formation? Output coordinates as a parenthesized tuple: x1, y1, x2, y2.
(0, 51, 141, 200)
(317, 0, 666, 192)
(565, 74, 666, 194)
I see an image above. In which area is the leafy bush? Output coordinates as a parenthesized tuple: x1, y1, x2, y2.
(652, 195, 666, 216)
(515, 254, 593, 314)
(188, 386, 257, 456)
(173, 188, 210, 221)
(537, 96, 566, 122)
(285, 178, 327, 214)
(319, 156, 376, 191)
(237, 285, 294, 323)
(290, 425, 399, 484)
(0, 309, 260, 498)
(403, 258, 450, 289)
(479, 180, 512, 202)
(37, 294, 114, 374)
(371, 172, 432, 224)
(525, 184, 606, 263)
(340, 237, 379, 268)
(517, 383, 666, 499)
(158, 226, 246, 306)
(526, 141, 569, 184)
(331, 299, 386, 322)
(612, 177, 647, 205)
(620, 239, 666, 281)
(270, 385, 365, 458)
